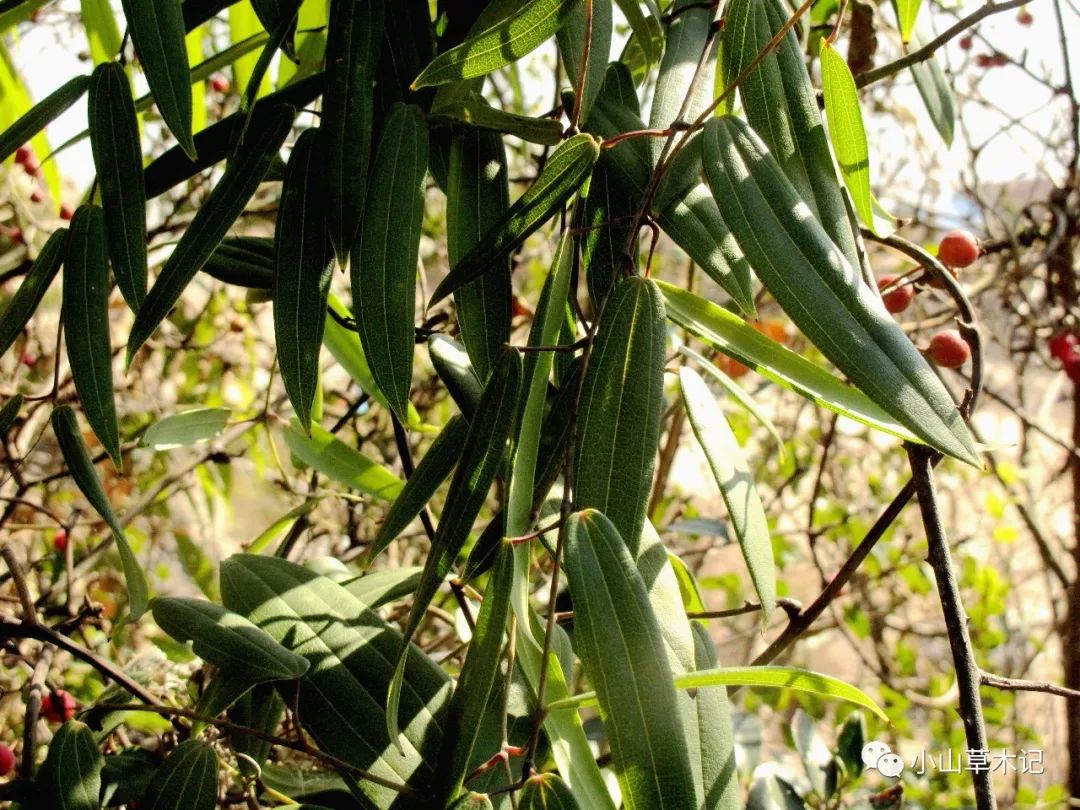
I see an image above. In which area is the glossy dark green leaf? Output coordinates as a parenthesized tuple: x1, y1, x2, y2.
(88, 62, 146, 313)
(519, 773, 581, 809)
(433, 96, 563, 145)
(120, 0, 196, 159)
(431, 132, 599, 304)
(351, 102, 429, 422)
(558, 0, 612, 124)
(447, 127, 512, 381)
(238, 11, 300, 138)
(702, 116, 979, 465)
(228, 682, 284, 774)
(221, 554, 452, 807)
(152, 597, 310, 681)
(573, 276, 665, 548)
(0, 228, 66, 359)
(52, 405, 149, 620)
(908, 29, 955, 147)
(820, 41, 873, 230)
(0, 75, 88, 164)
(449, 793, 495, 809)
(141, 741, 218, 810)
(182, 0, 239, 30)
(375, 0, 434, 114)
(39, 721, 104, 810)
(428, 334, 484, 418)
(413, 0, 583, 88)
(100, 748, 157, 808)
(564, 509, 697, 809)
(128, 103, 294, 364)
(679, 368, 775, 621)
(284, 421, 404, 502)
(579, 154, 635, 307)
(250, 0, 299, 42)
(273, 128, 334, 433)
(387, 348, 522, 741)
(64, 204, 121, 467)
(368, 414, 468, 566)
(0, 394, 21, 436)
(323, 0, 382, 262)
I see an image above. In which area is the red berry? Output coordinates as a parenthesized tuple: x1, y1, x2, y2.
(7, 227, 24, 245)
(59, 204, 74, 221)
(30, 189, 44, 204)
(210, 74, 230, 93)
(1066, 356, 1080, 385)
(0, 744, 14, 776)
(927, 330, 971, 369)
(937, 230, 980, 268)
(53, 530, 68, 553)
(1050, 331, 1078, 362)
(21, 158, 40, 177)
(20, 353, 37, 368)
(1017, 9, 1033, 25)
(959, 36, 973, 51)
(878, 274, 915, 314)
(40, 690, 76, 724)
(976, 53, 996, 68)
(14, 146, 33, 165)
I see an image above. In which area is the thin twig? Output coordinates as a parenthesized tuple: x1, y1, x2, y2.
(980, 671, 1080, 702)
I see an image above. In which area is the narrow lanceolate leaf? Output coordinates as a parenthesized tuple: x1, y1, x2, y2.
(820, 41, 873, 230)
(433, 96, 563, 146)
(908, 29, 955, 147)
(519, 773, 581, 809)
(88, 62, 147, 312)
(120, 0, 196, 159)
(893, 0, 922, 43)
(565, 510, 697, 809)
(574, 276, 665, 548)
(447, 127, 512, 381)
(387, 348, 522, 742)
(368, 414, 468, 566)
(152, 597, 309, 681)
(0, 394, 21, 436)
(352, 103, 428, 422)
(431, 132, 599, 304)
(703, 117, 978, 465)
(0, 228, 66, 358)
(250, 0, 300, 43)
(432, 543, 513, 804)
(557, 0, 612, 124)
(0, 75, 88, 164)
(52, 406, 149, 620)
(64, 205, 121, 467)
(413, 0, 583, 88)
(429, 335, 484, 418)
(40, 721, 104, 810)
(141, 741, 218, 810)
(128, 103, 294, 364)
(283, 422, 404, 502)
(141, 407, 230, 449)
(239, 11, 299, 136)
(273, 129, 334, 433)
(323, 0, 382, 262)
(679, 368, 775, 622)
(579, 154, 635, 307)
(81, 0, 122, 64)
(690, 622, 741, 809)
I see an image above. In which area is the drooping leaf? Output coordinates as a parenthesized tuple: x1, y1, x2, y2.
(128, 103, 295, 363)
(428, 334, 484, 418)
(0, 228, 66, 359)
(579, 154, 635, 307)
(375, 0, 433, 114)
(352, 103, 429, 422)
(819, 41, 873, 231)
(80, 0, 123, 64)
(52, 406, 149, 620)
(557, 0, 612, 124)
(702, 116, 979, 465)
(0, 75, 88, 165)
(39, 721, 104, 810)
(518, 773, 581, 809)
(368, 415, 468, 566)
(413, 0, 583, 88)
(88, 62, 147, 312)
(432, 132, 599, 304)
(283, 421, 404, 502)
(238, 10, 300, 138)
(140, 741, 218, 810)
(908, 28, 955, 147)
(273, 128, 334, 433)
(64, 205, 121, 467)
(141, 408, 231, 449)
(615, 0, 662, 83)
(120, 0, 197, 159)
(573, 276, 665, 548)
(679, 367, 775, 621)
(690, 622, 740, 809)
(433, 96, 563, 145)
(564, 509, 697, 809)
(893, 0, 921, 43)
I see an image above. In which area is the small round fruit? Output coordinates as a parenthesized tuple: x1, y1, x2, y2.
(20, 353, 37, 368)
(1065, 356, 1080, 385)
(0, 744, 14, 776)
(14, 145, 33, 165)
(1017, 9, 1033, 25)
(59, 204, 74, 221)
(29, 189, 44, 204)
(210, 74, 229, 93)
(976, 53, 996, 68)
(877, 274, 915, 313)
(959, 35, 973, 51)
(927, 330, 971, 368)
(53, 530, 68, 553)
(938, 230, 980, 268)
(1049, 331, 1078, 362)
(7, 227, 24, 245)
(40, 690, 76, 723)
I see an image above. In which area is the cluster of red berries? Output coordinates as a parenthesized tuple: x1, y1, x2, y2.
(10, 145, 72, 219)
(876, 230, 981, 369)
(1050, 331, 1080, 384)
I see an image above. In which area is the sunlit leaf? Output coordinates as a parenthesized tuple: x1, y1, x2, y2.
(142, 408, 230, 449)
(283, 421, 404, 502)
(820, 41, 873, 230)
(39, 721, 104, 810)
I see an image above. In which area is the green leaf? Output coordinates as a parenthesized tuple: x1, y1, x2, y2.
(323, 0, 383, 262)
(893, 0, 921, 43)
(228, 681, 284, 772)
(152, 597, 310, 680)
(574, 276, 665, 548)
(351, 103, 429, 422)
(0, 228, 66, 359)
(690, 622, 740, 809)
(81, 0, 123, 64)
(221, 554, 452, 807)
(273, 128, 334, 433)
(579, 154, 635, 307)
(564, 509, 697, 809)
(120, 0, 196, 159)
(52, 406, 149, 620)
(141, 408, 231, 449)
(413, 0, 583, 88)
(0, 75, 88, 165)
(128, 103, 294, 364)
(908, 29, 955, 147)
(387, 348, 522, 742)
(449, 793, 495, 809)
(558, 0, 612, 124)
(64, 205, 121, 468)
(447, 126, 513, 381)
(0, 394, 21, 437)
(430, 131, 600, 304)
(820, 41, 873, 231)
(100, 748, 157, 808)
(283, 421, 404, 502)
(702, 117, 979, 465)
(88, 62, 147, 312)
(367, 415, 468, 566)
(141, 740, 218, 810)
(428, 334, 484, 418)
(615, 0, 662, 82)
(340, 567, 423, 609)
(40, 721, 104, 810)
(679, 367, 775, 621)
(434, 96, 563, 145)
(519, 773, 581, 809)
(238, 11, 300, 138)
(176, 532, 219, 600)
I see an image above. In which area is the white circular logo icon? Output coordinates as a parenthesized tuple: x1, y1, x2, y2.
(861, 741, 891, 769)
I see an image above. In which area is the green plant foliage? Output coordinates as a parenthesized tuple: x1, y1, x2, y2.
(39, 721, 104, 810)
